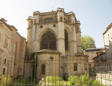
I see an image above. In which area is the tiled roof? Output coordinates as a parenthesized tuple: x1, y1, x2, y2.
(85, 48, 104, 52)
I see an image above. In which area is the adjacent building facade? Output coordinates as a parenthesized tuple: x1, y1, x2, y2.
(25, 8, 88, 79)
(88, 23, 112, 73)
(103, 23, 112, 67)
(0, 18, 26, 78)
(94, 23, 112, 83)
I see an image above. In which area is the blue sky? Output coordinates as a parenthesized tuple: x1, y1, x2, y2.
(0, 0, 112, 48)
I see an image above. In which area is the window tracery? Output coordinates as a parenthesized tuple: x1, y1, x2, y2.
(40, 31, 56, 50)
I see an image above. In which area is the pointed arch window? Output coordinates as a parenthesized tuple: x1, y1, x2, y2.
(65, 30, 68, 50)
(40, 31, 56, 50)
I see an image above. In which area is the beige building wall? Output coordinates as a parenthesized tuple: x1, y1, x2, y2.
(0, 18, 26, 78)
(103, 25, 112, 47)
(85, 50, 97, 70)
(0, 19, 12, 76)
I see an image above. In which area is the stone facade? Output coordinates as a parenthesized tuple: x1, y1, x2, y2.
(94, 22, 112, 74)
(0, 18, 26, 78)
(25, 8, 88, 79)
(93, 23, 112, 85)
(103, 23, 112, 66)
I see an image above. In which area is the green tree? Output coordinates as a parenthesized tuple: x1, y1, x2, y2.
(81, 35, 96, 50)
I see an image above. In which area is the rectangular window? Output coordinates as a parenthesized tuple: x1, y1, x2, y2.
(74, 63, 78, 71)
(85, 64, 88, 71)
(4, 38, 8, 48)
(13, 43, 16, 53)
(44, 17, 53, 23)
(3, 68, 6, 75)
(41, 64, 45, 74)
(4, 59, 6, 64)
(0, 58, 1, 65)
(0, 33, 1, 40)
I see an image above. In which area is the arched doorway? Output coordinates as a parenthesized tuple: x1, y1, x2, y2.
(40, 31, 56, 50)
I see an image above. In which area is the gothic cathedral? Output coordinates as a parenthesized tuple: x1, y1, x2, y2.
(25, 8, 88, 79)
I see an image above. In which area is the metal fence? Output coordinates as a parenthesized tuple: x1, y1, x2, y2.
(95, 64, 112, 86)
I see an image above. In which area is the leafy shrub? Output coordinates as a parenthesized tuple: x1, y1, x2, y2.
(42, 76, 65, 86)
(45, 76, 63, 83)
(68, 76, 80, 86)
(38, 74, 104, 86)
(68, 73, 104, 86)
(1, 75, 12, 86)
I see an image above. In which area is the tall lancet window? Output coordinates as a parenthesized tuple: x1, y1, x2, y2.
(40, 31, 56, 50)
(65, 30, 68, 50)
